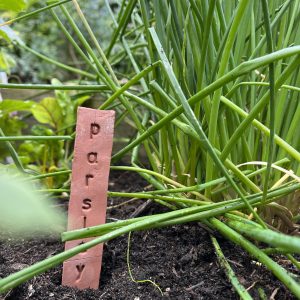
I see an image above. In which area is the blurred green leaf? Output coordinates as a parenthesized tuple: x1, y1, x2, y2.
(0, 0, 27, 12)
(31, 97, 63, 129)
(18, 141, 44, 165)
(0, 50, 15, 73)
(0, 114, 25, 158)
(0, 19, 21, 43)
(0, 173, 65, 236)
(0, 30, 11, 42)
(0, 99, 35, 114)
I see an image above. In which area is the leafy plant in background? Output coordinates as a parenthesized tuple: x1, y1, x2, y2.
(0, 0, 300, 298)
(0, 79, 90, 187)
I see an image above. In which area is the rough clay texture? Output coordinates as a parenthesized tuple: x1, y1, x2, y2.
(62, 108, 115, 289)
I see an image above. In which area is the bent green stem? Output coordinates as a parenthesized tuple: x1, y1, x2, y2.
(211, 236, 252, 300)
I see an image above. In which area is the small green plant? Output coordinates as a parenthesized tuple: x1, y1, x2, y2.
(0, 0, 300, 298)
(0, 78, 89, 187)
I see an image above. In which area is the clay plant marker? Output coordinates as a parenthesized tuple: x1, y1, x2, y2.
(62, 107, 115, 289)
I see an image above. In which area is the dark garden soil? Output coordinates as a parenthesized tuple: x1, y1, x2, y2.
(0, 170, 298, 300)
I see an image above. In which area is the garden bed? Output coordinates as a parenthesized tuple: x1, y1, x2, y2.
(0, 170, 297, 300)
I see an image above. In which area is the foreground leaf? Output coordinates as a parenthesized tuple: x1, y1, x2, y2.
(0, 0, 27, 12)
(0, 173, 65, 235)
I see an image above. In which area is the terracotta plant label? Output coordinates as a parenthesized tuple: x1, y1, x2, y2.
(62, 107, 115, 289)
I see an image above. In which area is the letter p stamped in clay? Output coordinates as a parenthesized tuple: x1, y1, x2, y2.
(62, 108, 115, 289)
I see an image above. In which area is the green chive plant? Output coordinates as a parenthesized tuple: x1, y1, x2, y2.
(0, 0, 300, 298)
